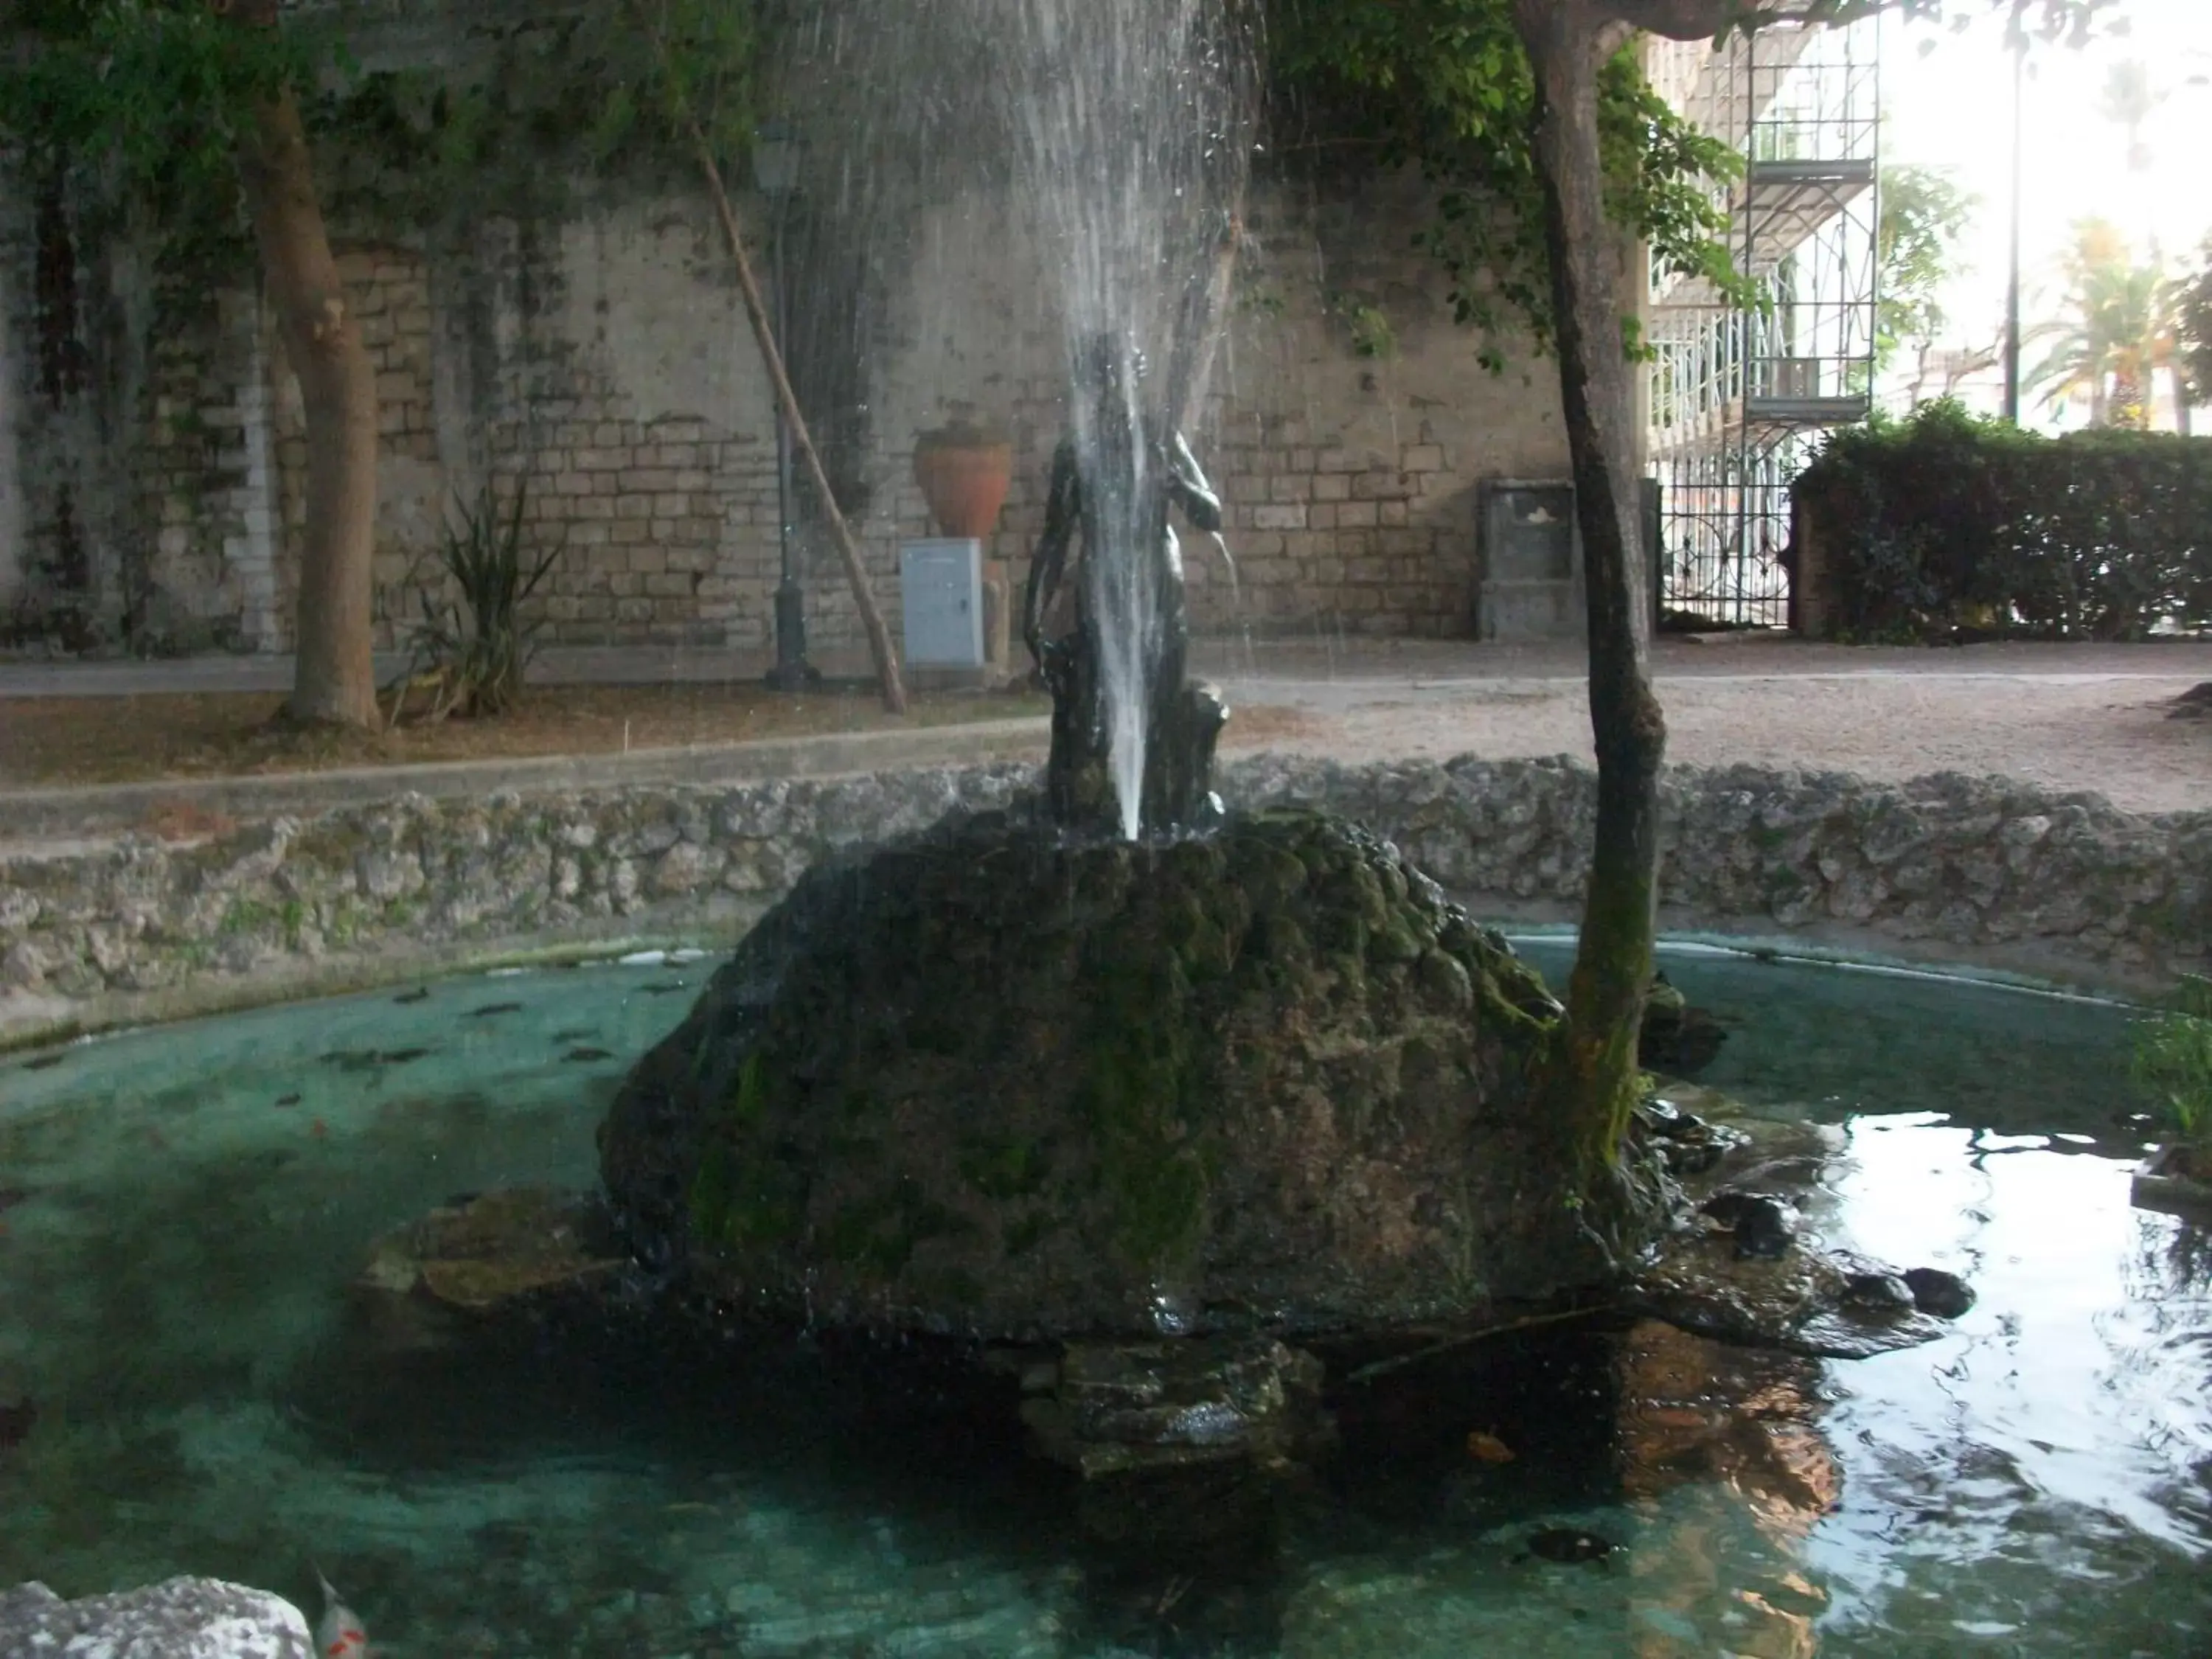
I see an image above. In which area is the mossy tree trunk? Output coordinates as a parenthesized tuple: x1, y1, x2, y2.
(1512, 0, 1670, 1196)
(230, 0, 379, 728)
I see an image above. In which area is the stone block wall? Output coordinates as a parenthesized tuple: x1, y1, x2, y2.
(491, 413, 779, 647)
(849, 174, 1569, 657)
(0, 175, 119, 647)
(0, 147, 1575, 657)
(139, 288, 282, 652)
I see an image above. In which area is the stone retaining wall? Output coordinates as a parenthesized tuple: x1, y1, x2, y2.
(4, 755, 2206, 1046)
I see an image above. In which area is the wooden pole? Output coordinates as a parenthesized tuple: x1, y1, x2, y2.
(689, 128, 908, 714)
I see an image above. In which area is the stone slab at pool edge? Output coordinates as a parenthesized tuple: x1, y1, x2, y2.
(2, 752, 2205, 1048)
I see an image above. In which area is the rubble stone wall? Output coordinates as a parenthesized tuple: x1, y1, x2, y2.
(5, 756, 2203, 1045)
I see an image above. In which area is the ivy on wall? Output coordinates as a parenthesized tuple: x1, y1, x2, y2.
(1265, 0, 1746, 371)
(0, 0, 765, 302)
(307, 0, 762, 240)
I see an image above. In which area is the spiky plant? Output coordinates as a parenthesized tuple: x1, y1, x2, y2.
(390, 479, 562, 723)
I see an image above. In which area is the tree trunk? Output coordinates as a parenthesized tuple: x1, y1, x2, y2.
(690, 132, 908, 716)
(1514, 0, 1669, 1195)
(231, 0, 378, 728)
(2111, 369, 2145, 430)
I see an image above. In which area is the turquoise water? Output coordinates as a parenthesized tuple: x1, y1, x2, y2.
(0, 945, 2207, 1656)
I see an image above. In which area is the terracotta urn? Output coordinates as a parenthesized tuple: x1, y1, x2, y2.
(913, 413, 1014, 538)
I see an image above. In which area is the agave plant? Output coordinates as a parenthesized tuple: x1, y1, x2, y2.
(389, 479, 562, 723)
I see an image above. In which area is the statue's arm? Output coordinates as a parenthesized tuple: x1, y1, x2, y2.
(1163, 432, 1222, 534)
(1023, 441, 1081, 664)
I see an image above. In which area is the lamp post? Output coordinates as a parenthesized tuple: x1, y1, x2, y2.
(754, 119, 818, 691)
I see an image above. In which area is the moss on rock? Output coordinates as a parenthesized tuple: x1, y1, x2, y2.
(600, 807, 1576, 1340)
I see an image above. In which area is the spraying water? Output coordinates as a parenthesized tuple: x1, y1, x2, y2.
(984, 0, 1251, 838)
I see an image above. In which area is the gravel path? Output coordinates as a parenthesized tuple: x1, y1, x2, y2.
(1205, 642, 2212, 815)
(5, 637, 2207, 815)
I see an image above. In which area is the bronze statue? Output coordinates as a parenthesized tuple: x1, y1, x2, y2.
(1024, 334, 1229, 835)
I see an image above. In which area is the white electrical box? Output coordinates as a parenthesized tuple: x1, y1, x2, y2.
(900, 537, 986, 667)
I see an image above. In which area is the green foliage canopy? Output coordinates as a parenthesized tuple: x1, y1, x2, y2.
(0, 0, 765, 283)
(0, 0, 339, 278)
(311, 0, 764, 230)
(1267, 0, 1745, 370)
(1876, 162, 1976, 369)
(2171, 237, 2212, 409)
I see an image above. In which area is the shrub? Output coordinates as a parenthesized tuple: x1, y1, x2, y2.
(388, 479, 561, 723)
(1792, 401, 2212, 642)
(2133, 974, 2212, 1154)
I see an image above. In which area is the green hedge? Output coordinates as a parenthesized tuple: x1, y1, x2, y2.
(1792, 402, 2212, 641)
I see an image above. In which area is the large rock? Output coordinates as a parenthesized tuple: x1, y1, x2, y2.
(599, 807, 1587, 1340)
(0, 1577, 312, 1658)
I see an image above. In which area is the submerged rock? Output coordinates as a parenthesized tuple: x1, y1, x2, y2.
(1638, 973, 1728, 1075)
(1018, 1335, 1332, 1551)
(1524, 1527, 1618, 1565)
(1699, 1190, 1800, 1259)
(1635, 1229, 1952, 1360)
(1902, 1265, 1976, 1318)
(1635, 1093, 1751, 1178)
(0, 1576, 312, 1658)
(599, 807, 1590, 1340)
(1019, 1335, 1330, 1483)
(353, 1186, 628, 1348)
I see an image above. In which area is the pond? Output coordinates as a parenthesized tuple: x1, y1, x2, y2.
(0, 942, 2206, 1657)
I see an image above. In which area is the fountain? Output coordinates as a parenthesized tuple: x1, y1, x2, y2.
(585, 0, 1972, 1557)
(2, 5, 2203, 1652)
(989, 0, 1251, 839)
(1023, 333, 1231, 835)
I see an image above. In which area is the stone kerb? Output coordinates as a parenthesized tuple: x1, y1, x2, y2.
(2, 756, 2205, 1047)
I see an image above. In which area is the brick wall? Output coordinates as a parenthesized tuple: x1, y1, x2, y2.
(491, 412, 778, 647)
(0, 164, 1573, 659)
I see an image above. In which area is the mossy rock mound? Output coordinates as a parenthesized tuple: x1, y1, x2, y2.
(599, 807, 1576, 1340)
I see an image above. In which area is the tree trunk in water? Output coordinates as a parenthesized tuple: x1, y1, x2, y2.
(690, 133, 908, 716)
(1514, 0, 1668, 1203)
(232, 2, 378, 728)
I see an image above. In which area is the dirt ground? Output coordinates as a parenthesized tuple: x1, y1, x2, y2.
(1214, 669, 2212, 815)
(0, 683, 1046, 789)
(1, 639, 2205, 815)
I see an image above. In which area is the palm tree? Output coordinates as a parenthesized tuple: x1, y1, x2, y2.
(2092, 60, 2195, 431)
(2026, 220, 2180, 430)
(2100, 60, 2162, 175)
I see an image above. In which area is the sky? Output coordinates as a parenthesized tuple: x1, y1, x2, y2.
(1878, 0, 2212, 419)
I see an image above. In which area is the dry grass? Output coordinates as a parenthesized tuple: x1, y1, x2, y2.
(0, 682, 1048, 790)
